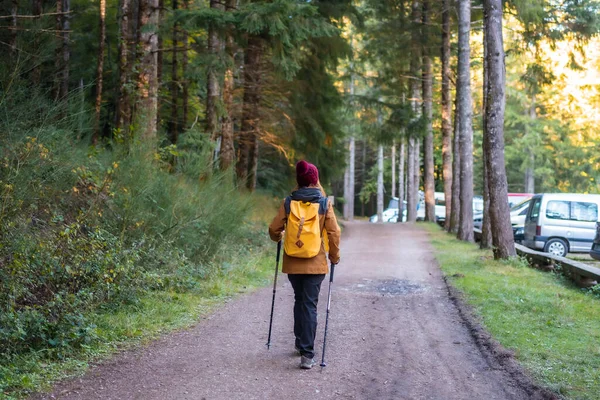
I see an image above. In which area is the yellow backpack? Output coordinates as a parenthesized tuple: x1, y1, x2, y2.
(284, 199, 329, 258)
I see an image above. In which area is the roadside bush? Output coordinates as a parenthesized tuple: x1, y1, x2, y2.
(0, 88, 269, 365)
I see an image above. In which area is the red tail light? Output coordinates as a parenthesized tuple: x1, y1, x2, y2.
(536, 226, 541, 236)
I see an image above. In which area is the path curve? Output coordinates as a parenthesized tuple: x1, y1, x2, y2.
(35, 222, 530, 400)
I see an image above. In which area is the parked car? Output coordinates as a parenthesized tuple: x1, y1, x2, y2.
(417, 192, 446, 222)
(590, 222, 600, 261)
(369, 199, 407, 223)
(510, 199, 531, 243)
(507, 193, 534, 208)
(523, 193, 600, 257)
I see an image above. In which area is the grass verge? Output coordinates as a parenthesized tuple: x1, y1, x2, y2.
(0, 251, 274, 400)
(422, 223, 600, 400)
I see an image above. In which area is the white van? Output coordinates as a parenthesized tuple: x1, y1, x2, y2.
(523, 193, 600, 257)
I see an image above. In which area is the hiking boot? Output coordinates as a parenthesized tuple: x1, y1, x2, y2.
(300, 355, 315, 369)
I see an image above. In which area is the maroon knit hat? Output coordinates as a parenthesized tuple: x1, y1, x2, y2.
(296, 160, 319, 187)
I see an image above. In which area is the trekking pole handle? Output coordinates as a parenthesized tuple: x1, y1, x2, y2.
(329, 263, 335, 282)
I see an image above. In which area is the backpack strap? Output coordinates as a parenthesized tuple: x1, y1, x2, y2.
(284, 196, 292, 215)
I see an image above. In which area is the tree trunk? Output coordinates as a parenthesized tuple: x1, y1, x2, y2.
(415, 138, 420, 202)
(219, 0, 236, 170)
(441, 0, 453, 231)
(156, 0, 163, 129)
(524, 99, 536, 193)
(207, 0, 222, 147)
(10, 0, 18, 57)
(60, 0, 70, 99)
(236, 36, 263, 190)
(361, 139, 367, 217)
(169, 0, 179, 144)
(31, 0, 43, 85)
(407, 0, 421, 223)
(422, 0, 435, 223)
(343, 75, 356, 221)
(136, 0, 159, 141)
(116, 0, 132, 132)
(93, 0, 106, 144)
(481, 24, 492, 249)
(391, 142, 396, 199)
(456, 0, 474, 242)
(449, 91, 461, 233)
(483, 0, 516, 258)
(407, 137, 417, 221)
(377, 145, 384, 223)
(398, 138, 405, 222)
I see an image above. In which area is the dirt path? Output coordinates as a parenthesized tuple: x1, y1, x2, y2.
(36, 222, 532, 400)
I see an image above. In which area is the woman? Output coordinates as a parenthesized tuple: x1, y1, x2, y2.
(268, 160, 341, 369)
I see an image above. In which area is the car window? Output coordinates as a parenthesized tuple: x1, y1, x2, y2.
(546, 201, 570, 220)
(529, 198, 541, 221)
(510, 199, 530, 212)
(571, 202, 598, 222)
(519, 207, 529, 216)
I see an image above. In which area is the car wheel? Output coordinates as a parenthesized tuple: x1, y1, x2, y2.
(544, 238, 568, 257)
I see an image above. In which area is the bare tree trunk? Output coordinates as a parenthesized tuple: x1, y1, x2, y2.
(449, 93, 461, 233)
(60, 0, 70, 99)
(407, 137, 417, 222)
(219, 0, 236, 170)
(93, 0, 106, 144)
(441, 0, 453, 231)
(377, 145, 384, 223)
(236, 36, 262, 189)
(457, 0, 474, 242)
(207, 0, 222, 146)
(361, 139, 367, 217)
(54, 0, 62, 100)
(391, 142, 396, 199)
(343, 75, 356, 221)
(136, 0, 159, 141)
(156, 0, 163, 129)
(407, 0, 421, 223)
(10, 0, 18, 57)
(398, 138, 406, 222)
(524, 99, 536, 193)
(169, 0, 179, 144)
(481, 24, 492, 249)
(483, 0, 516, 258)
(116, 0, 132, 131)
(422, 0, 434, 223)
(31, 0, 43, 85)
(415, 138, 420, 201)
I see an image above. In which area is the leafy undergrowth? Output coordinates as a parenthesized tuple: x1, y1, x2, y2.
(1, 253, 273, 399)
(0, 89, 279, 399)
(422, 223, 600, 400)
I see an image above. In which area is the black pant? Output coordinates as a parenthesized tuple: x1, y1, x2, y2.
(288, 273, 325, 359)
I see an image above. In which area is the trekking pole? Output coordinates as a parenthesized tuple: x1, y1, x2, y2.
(266, 241, 282, 349)
(320, 263, 336, 371)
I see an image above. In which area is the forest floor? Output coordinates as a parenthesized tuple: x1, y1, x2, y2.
(32, 222, 549, 400)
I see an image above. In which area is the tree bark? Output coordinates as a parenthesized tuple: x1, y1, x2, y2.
(456, 0, 474, 242)
(31, 0, 43, 85)
(422, 0, 435, 223)
(483, 0, 516, 258)
(207, 0, 223, 147)
(116, 0, 132, 132)
(60, 0, 70, 99)
(169, 0, 179, 144)
(398, 138, 405, 222)
(156, 0, 163, 129)
(136, 0, 159, 141)
(343, 75, 356, 221)
(391, 142, 396, 199)
(93, 0, 106, 144)
(407, 137, 417, 222)
(10, 0, 18, 57)
(481, 24, 492, 249)
(219, 0, 236, 170)
(407, 0, 421, 223)
(449, 90, 461, 233)
(236, 36, 263, 190)
(441, 0, 453, 230)
(377, 145, 384, 223)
